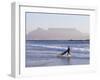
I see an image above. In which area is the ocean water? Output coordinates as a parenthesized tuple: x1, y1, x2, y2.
(25, 40, 90, 67)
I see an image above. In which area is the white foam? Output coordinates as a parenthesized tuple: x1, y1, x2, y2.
(27, 44, 89, 52)
(72, 47, 89, 51)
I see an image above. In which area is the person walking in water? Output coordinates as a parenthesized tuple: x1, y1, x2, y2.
(60, 46, 71, 56)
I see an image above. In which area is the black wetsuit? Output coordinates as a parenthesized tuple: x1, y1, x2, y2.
(61, 47, 70, 55)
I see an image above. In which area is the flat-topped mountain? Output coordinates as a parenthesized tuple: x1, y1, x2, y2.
(26, 28, 89, 40)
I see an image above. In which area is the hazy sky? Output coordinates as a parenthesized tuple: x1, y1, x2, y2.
(26, 12, 89, 34)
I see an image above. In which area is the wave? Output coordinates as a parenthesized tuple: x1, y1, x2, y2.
(26, 44, 89, 52)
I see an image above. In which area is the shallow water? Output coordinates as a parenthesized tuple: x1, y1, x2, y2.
(25, 40, 90, 67)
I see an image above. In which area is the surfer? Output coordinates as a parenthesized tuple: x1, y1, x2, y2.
(60, 46, 71, 56)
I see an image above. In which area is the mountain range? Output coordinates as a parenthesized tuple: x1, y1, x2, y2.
(26, 28, 89, 40)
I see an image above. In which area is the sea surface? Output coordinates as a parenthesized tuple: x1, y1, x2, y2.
(25, 40, 90, 67)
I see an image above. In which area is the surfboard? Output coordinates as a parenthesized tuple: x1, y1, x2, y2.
(67, 54, 71, 57)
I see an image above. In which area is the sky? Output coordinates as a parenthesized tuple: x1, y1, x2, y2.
(26, 12, 89, 34)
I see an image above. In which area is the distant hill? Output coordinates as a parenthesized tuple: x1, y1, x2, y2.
(26, 28, 89, 40)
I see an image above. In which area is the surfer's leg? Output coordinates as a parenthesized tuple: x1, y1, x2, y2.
(60, 50, 68, 55)
(60, 52, 66, 55)
(67, 52, 70, 56)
